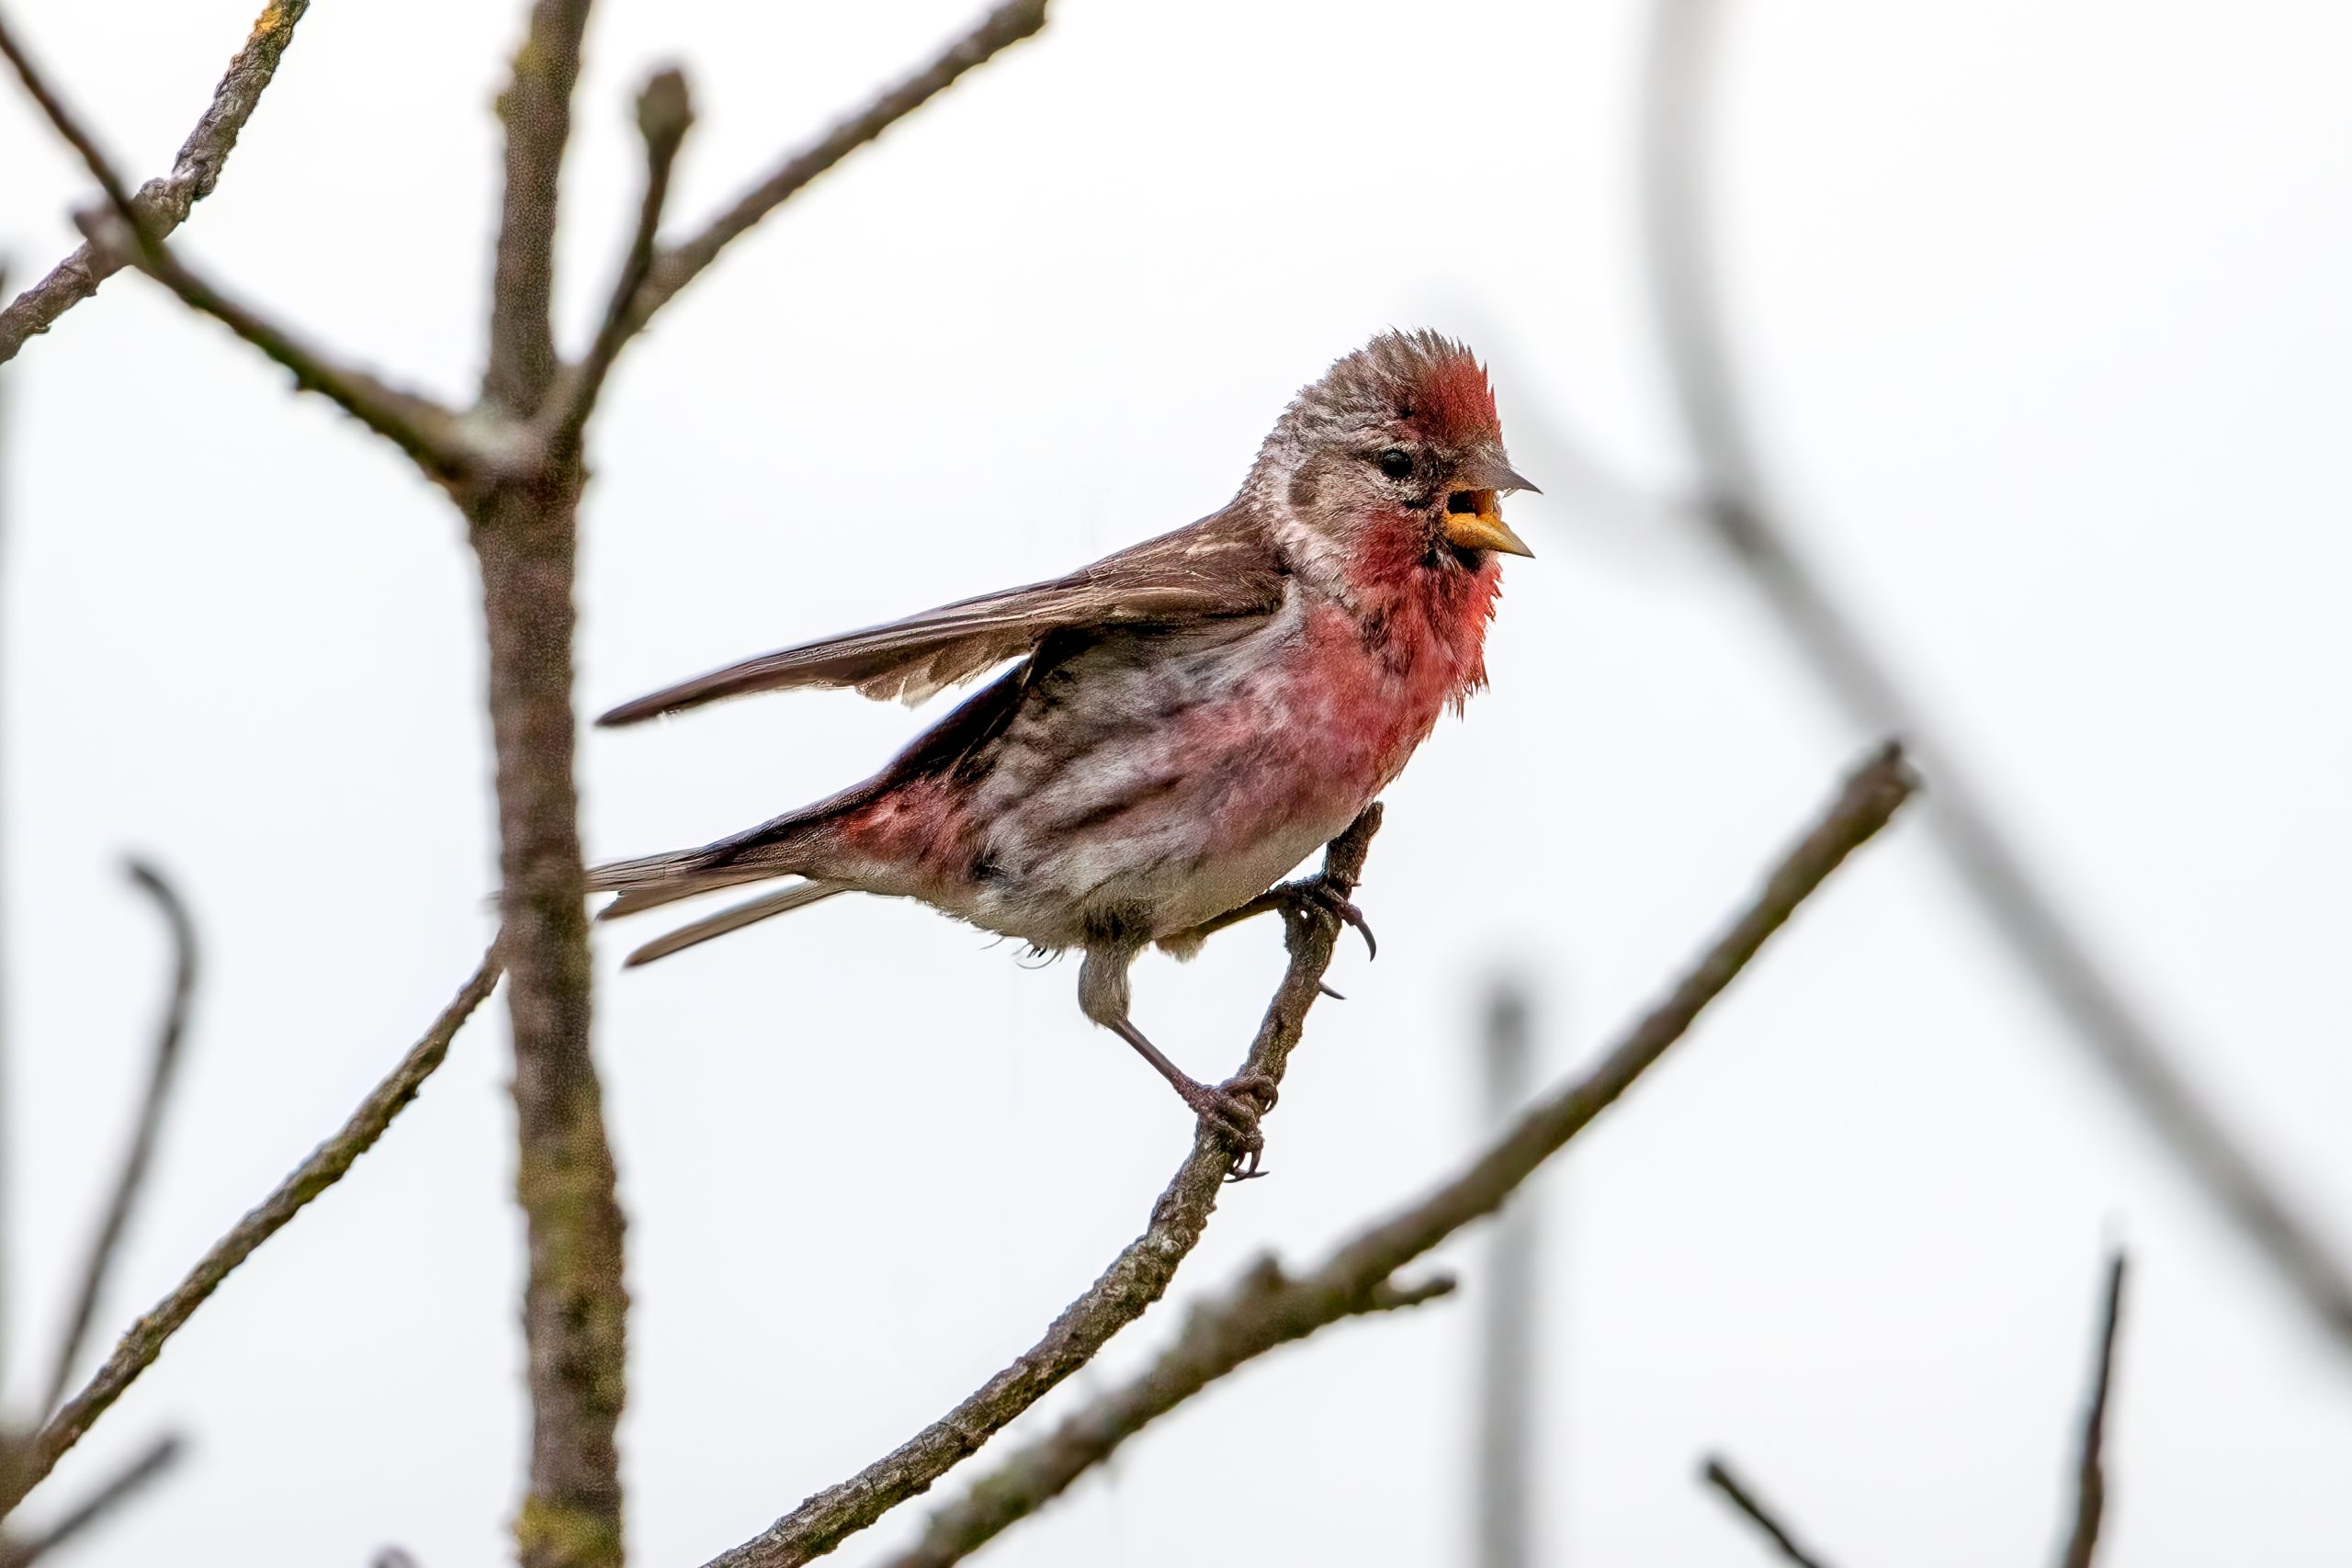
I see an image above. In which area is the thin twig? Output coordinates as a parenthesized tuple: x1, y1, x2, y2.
(484, 0, 594, 414)
(0, 0, 310, 365)
(620, 0, 1048, 344)
(1701, 1457, 1837, 1568)
(40, 862, 199, 1416)
(0, 947, 501, 1516)
(0, 7, 491, 480)
(880, 746, 1916, 1567)
(1638, 0, 2352, 1352)
(700, 809, 1383, 1568)
(537, 67, 695, 458)
(0, 1432, 181, 1568)
(2058, 1253, 2127, 1568)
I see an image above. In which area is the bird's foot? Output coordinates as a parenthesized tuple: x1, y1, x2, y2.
(1174, 1071, 1279, 1181)
(1276, 874, 1377, 961)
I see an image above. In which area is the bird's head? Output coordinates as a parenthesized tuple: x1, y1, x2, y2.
(1250, 330, 1538, 585)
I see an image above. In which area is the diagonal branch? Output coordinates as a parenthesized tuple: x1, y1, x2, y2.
(616, 0, 1048, 346)
(2057, 1253, 2127, 1568)
(0, 7, 492, 482)
(0, 947, 501, 1517)
(1638, 0, 2352, 1352)
(536, 67, 694, 458)
(883, 743, 1917, 1568)
(1701, 1456, 1838, 1568)
(698, 807, 1383, 1568)
(40, 862, 199, 1417)
(0, 1431, 181, 1568)
(0, 0, 310, 365)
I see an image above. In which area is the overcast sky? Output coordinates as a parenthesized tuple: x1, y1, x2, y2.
(3, 2, 2348, 1565)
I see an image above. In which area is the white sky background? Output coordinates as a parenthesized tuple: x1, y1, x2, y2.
(2, 0, 2348, 1563)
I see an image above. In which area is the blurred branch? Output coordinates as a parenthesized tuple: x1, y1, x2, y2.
(2058, 1254, 2127, 1568)
(700, 808, 1381, 1568)
(1701, 1457, 1836, 1568)
(882, 745, 1917, 1568)
(40, 862, 199, 1416)
(618, 0, 1049, 344)
(1638, 0, 2352, 1352)
(1476, 979, 1540, 1568)
(537, 67, 695, 458)
(0, 1431, 181, 1568)
(0, 7, 498, 482)
(0, 946, 500, 1517)
(0, 0, 309, 365)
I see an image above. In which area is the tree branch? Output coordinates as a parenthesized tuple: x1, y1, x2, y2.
(1638, 0, 2352, 1353)
(40, 862, 199, 1417)
(2058, 1253, 2127, 1568)
(0, 1432, 181, 1568)
(0, 947, 500, 1517)
(1701, 1457, 1837, 1568)
(479, 11, 625, 1567)
(698, 807, 1383, 1568)
(0, 0, 310, 365)
(485, 0, 594, 414)
(0, 7, 492, 481)
(617, 0, 1047, 345)
(536, 67, 694, 459)
(883, 744, 1917, 1567)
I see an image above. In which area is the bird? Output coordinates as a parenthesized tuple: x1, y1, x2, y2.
(591, 329, 1534, 1173)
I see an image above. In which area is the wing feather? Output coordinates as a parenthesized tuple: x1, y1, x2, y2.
(597, 512, 1279, 726)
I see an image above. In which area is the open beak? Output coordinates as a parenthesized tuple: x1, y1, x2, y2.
(1442, 452, 1538, 557)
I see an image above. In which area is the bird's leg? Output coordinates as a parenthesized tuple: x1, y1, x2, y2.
(1080, 942, 1274, 1179)
(1156, 873, 1377, 962)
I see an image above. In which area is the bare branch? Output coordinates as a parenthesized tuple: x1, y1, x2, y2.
(1701, 1457, 1837, 1568)
(1476, 979, 1539, 1568)
(700, 808, 1383, 1568)
(40, 862, 199, 1416)
(882, 745, 1917, 1568)
(620, 0, 1048, 344)
(486, 0, 595, 413)
(0, 0, 310, 365)
(0, 1432, 181, 1568)
(2058, 1253, 2127, 1568)
(537, 67, 695, 457)
(0, 7, 492, 480)
(1638, 0, 2352, 1352)
(0, 947, 500, 1516)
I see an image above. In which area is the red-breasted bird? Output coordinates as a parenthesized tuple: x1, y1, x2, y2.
(593, 330, 1533, 1171)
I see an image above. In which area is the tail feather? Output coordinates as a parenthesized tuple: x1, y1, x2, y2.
(622, 880, 851, 967)
(596, 864, 782, 921)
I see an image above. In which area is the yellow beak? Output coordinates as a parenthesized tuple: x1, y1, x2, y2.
(1442, 490, 1534, 558)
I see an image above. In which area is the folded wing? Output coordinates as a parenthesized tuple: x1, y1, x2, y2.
(597, 511, 1282, 726)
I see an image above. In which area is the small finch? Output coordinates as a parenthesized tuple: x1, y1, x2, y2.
(593, 330, 1534, 1171)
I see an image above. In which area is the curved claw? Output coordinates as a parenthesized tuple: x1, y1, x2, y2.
(1283, 875, 1377, 961)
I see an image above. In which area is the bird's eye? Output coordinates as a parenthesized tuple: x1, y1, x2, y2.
(1376, 448, 1414, 480)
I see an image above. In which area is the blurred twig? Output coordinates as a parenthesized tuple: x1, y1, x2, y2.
(701, 810, 1380, 1568)
(1476, 979, 1540, 1568)
(1702, 1457, 1836, 1568)
(880, 745, 1917, 1568)
(0, 947, 501, 1516)
(39, 862, 198, 1416)
(2058, 1254, 2127, 1568)
(0, 1432, 181, 1568)
(0, 0, 309, 365)
(1638, 0, 2352, 1351)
